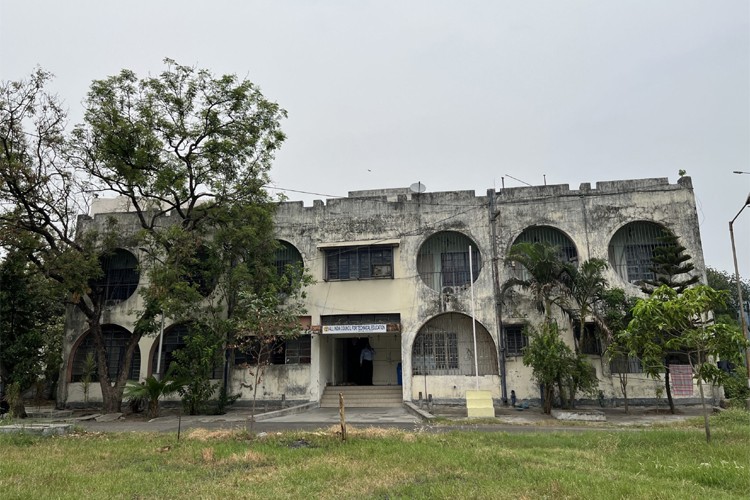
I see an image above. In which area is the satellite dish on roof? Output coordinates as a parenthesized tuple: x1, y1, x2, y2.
(409, 182, 426, 194)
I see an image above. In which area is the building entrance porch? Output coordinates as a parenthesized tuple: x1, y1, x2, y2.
(322, 334, 402, 387)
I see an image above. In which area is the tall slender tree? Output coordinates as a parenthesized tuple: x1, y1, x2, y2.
(640, 233, 699, 295)
(637, 232, 700, 414)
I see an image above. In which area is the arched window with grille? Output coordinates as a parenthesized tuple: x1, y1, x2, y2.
(412, 313, 498, 376)
(608, 222, 670, 284)
(151, 324, 223, 379)
(90, 249, 140, 304)
(71, 325, 140, 382)
(508, 226, 578, 280)
(417, 232, 482, 292)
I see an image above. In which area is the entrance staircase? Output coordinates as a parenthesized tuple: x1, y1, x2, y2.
(320, 385, 403, 408)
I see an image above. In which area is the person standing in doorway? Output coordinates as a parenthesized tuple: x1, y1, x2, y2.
(360, 341, 375, 385)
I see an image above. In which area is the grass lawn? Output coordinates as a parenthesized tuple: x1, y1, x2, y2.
(1, 409, 748, 499)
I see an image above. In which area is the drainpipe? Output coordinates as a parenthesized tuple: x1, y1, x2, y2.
(488, 189, 508, 405)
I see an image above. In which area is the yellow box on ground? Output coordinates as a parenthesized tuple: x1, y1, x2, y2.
(466, 390, 495, 418)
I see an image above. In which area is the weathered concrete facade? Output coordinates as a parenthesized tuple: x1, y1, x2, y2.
(60, 176, 708, 407)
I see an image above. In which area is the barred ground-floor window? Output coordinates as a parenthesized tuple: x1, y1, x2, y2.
(412, 313, 498, 376)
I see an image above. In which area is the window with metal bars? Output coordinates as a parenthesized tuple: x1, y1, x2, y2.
(417, 231, 482, 291)
(412, 313, 498, 376)
(504, 325, 527, 356)
(574, 322, 602, 355)
(608, 222, 670, 284)
(233, 336, 311, 365)
(412, 331, 458, 374)
(275, 241, 303, 277)
(71, 325, 140, 382)
(325, 246, 393, 280)
(609, 355, 643, 373)
(151, 324, 223, 379)
(510, 226, 578, 280)
(89, 249, 140, 304)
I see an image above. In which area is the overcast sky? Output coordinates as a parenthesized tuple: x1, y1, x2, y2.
(1, 1, 748, 275)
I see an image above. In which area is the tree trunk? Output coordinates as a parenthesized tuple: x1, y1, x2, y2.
(543, 384, 554, 414)
(697, 378, 711, 443)
(619, 373, 629, 414)
(664, 364, 676, 414)
(90, 316, 141, 413)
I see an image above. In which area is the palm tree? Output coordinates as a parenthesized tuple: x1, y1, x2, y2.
(502, 241, 575, 323)
(566, 258, 610, 352)
(124, 371, 181, 419)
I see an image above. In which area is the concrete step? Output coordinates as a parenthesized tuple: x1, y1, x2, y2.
(320, 386, 404, 408)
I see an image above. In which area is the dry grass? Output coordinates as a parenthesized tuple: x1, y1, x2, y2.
(0, 410, 747, 499)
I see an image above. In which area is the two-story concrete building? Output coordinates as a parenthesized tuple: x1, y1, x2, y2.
(59, 176, 707, 408)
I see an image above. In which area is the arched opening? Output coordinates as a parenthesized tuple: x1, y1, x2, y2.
(150, 323, 223, 379)
(508, 226, 578, 280)
(90, 249, 140, 304)
(412, 313, 498, 376)
(608, 221, 670, 284)
(274, 240, 303, 276)
(417, 231, 482, 292)
(70, 325, 140, 382)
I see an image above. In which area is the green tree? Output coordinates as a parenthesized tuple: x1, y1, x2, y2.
(522, 323, 597, 414)
(70, 59, 287, 413)
(234, 268, 310, 427)
(601, 288, 639, 412)
(1, 62, 286, 413)
(124, 369, 181, 419)
(623, 285, 748, 442)
(0, 250, 65, 417)
(705, 267, 749, 326)
(565, 258, 610, 352)
(636, 233, 700, 413)
(640, 233, 699, 295)
(0, 69, 116, 411)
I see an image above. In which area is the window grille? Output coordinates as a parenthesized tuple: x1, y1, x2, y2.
(151, 324, 223, 378)
(71, 325, 140, 382)
(510, 226, 578, 281)
(608, 222, 669, 284)
(513, 226, 578, 263)
(417, 231, 482, 291)
(284, 336, 312, 364)
(412, 313, 498, 376)
(575, 323, 602, 355)
(275, 241, 303, 277)
(504, 325, 527, 356)
(325, 246, 394, 280)
(90, 249, 140, 303)
(234, 336, 311, 365)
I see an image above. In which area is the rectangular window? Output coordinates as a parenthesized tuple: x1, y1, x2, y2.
(505, 325, 527, 356)
(609, 355, 643, 373)
(325, 246, 394, 281)
(575, 323, 602, 355)
(234, 336, 311, 366)
(285, 336, 312, 364)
